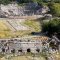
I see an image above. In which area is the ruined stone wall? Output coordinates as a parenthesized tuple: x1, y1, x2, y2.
(0, 38, 48, 54)
(0, 3, 49, 18)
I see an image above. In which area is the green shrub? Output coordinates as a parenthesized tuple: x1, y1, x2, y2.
(42, 18, 60, 35)
(49, 3, 60, 17)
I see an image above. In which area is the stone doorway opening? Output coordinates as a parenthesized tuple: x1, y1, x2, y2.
(18, 49, 22, 52)
(11, 49, 15, 53)
(27, 48, 31, 52)
(36, 48, 40, 53)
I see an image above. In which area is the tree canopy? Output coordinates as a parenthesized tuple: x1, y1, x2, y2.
(0, 0, 13, 4)
(48, 3, 60, 17)
(42, 19, 60, 36)
(0, 0, 60, 5)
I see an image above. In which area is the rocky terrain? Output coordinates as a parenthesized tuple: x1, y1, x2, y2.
(0, 3, 49, 18)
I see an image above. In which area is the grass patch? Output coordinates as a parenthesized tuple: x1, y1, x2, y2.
(0, 19, 41, 38)
(0, 20, 10, 31)
(0, 30, 32, 38)
(1, 53, 46, 60)
(23, 20, 41, 32)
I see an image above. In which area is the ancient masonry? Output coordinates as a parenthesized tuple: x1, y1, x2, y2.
(0, 3, 49, 18)
(0, 36, 49, 54)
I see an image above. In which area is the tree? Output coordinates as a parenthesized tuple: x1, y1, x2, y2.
(0, 0, 11, 5)
(51, 0, 60, 3)
(32, 0, 43, 5)
(17, 0, 32, 3)
(42, 19, 60, 36)
(48, 3, 60, 17)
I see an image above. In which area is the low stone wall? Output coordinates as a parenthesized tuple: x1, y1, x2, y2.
(8, 15, 44, 19)
(0, 3, 49, 18)
(0, 36, 49, 54)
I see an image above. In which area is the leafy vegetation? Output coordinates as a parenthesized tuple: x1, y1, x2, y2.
(24, 20, 41, 32)
(0, 0, 60, 5)
(48, 3, 60, 17)
(42, 18, 60, 36)
(0, 0, 11, 4)
(17, 0, 60, 3)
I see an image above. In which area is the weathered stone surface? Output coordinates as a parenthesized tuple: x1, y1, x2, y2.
(0, 3, 49, 18)
(0, 36, 49, 54)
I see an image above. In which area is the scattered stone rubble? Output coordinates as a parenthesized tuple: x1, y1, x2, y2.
(0, 3, 50, 18)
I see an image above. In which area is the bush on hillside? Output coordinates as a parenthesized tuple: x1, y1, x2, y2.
(42, 18, 60, 36)
(48, 3, 60, 17)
